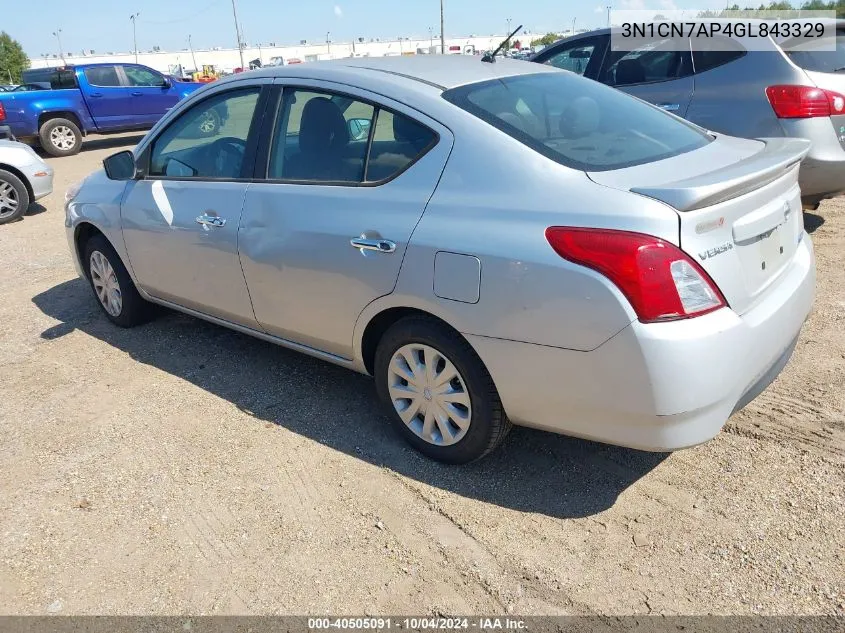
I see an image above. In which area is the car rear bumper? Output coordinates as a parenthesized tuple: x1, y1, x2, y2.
(0, 125, 16, 141)
(798, 155, 845, 202)
(467, 236, 816, 451)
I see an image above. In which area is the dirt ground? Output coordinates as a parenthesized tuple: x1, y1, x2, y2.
(0, 133, 842, 616)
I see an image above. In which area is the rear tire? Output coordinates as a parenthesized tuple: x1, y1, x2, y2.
(39, 117, 82, 157)
(374, 316, 511, 464)
(83, 235, 153, 327)
(0, 169, 30, 225)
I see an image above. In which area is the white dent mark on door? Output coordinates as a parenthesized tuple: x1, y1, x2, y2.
(151, 180, 174, 226)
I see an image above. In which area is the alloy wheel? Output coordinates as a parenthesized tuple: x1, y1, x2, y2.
(0, 181, 19, 219)
(50, 125, 77, 151)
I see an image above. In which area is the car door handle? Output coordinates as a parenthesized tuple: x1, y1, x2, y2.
(196, 214, 226, 228)
(658, 103, 680, 111)
(131, 91, 143, 96)
(89, 92, 103, 98)
(350, 237, 396, 253)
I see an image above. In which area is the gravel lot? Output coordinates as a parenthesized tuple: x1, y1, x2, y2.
(0, 133, 842, 616)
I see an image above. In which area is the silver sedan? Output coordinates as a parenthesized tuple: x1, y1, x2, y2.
(0, 139, 54, 224)
(65, 56, 815, 463)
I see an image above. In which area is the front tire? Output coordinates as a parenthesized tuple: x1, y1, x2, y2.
(39, 118, 82, 157)
(0, 169, 30, 225)
(374, 317, 511, 464)
(83, 235, 153, 327)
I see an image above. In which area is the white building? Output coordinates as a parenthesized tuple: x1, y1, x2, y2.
(30, 34, 540, 75)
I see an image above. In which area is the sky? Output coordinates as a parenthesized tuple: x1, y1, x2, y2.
(6, 0, 731, 57)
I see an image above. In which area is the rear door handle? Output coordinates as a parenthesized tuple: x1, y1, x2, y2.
(89, 92, 103, 98)
(350, 237, 396, 253)
(658, 103, 680, 112)
(196, 214, 226, 228)
(131, 91, 143, 96)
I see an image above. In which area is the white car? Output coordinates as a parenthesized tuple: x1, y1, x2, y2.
(0, 139, 53, 224)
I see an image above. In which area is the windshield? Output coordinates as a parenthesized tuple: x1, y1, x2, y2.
(442, 72, 711, 171)
(783, 29, 845, 73)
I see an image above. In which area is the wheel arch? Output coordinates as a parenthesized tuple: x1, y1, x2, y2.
(358, 304, 469, 376)
(74, 222, 108, 278)
(0, 163, 34, 201)
(38, 111, 85, 135)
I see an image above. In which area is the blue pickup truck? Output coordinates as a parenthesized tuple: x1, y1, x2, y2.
(0, 63, 209, 156)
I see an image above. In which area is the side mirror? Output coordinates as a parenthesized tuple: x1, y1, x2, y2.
(161, 77, 172, 89)
(347, 118, 372, 141)
(103, 150, 141, 181)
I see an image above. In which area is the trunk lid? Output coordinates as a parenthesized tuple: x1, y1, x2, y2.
(588, 135, 810, 315)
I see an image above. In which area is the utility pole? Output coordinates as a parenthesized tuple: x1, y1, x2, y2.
(429, 26, 433, 51)
(607, 5, 612, 28)
(440, 0, 445, 54)
(326, 31, 331, 56)
(53, 29, 65, 64)
(188, 34, 198, 71)
(572, 17, 577, 36)
(130, 13, 140, 63)
(231, 0, 245, 70)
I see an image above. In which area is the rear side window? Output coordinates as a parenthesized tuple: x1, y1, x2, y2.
(692, 36, 747, 74)
(21, 68, 77, 89)
(782, 29, 845, 73)
(443, 72, 711, 172)
(84, 66, 121, 87)
(601, 39, 692, 86)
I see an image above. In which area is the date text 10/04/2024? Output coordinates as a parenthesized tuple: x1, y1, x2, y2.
(307, 618, 528, 630)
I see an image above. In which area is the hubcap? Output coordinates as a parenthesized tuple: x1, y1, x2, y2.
(89, 251, 122, 317)
(50, 125, 76, 150)
(387, 344, 472, 446)
(0, 181, 19, 219)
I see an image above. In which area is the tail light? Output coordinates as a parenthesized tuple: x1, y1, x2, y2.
(0, 103, 6, 122)
(545, 227, 727, 323)
(765, 85, 845, 118)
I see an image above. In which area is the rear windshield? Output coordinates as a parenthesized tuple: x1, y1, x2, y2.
(782, 29, 845, 73)
(442, 72, 711, 171)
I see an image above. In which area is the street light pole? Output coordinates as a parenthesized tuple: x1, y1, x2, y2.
(53, 29, 65, 64)
(607, 5, 612, 28)
(130, 13, 140, 63)
(188, 34, 198, 72)
(326, 31, 331, 56)
(572, 17, 576, 36)
(231, 0, 245, 70)
(440, 0, 445, 54)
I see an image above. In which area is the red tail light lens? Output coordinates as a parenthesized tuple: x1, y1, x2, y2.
(545, 227, 727, 323)
(0, 103, 6, 122)
(765, 85, 845, 118)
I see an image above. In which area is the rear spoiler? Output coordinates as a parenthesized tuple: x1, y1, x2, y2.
(631, 137, 811, 212)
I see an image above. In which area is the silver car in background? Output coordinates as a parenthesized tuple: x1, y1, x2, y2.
(532, 20, 845, 208)
(65, 57, 815, 463)
(0, 138, 54, 224)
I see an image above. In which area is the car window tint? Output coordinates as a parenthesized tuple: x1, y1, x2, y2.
(149, 88, 260, 179)
(84, 66, 121, 87)
(268, 89, 375, 183)
(782, 29, 845, 73)
(543, 44, 598, 75)
(365, 109, 437, 182)
(124, 66, 164, 87)
(602, 39, 692, 86)
(691, 36, 746, 73)
(443, 72, 710, 172)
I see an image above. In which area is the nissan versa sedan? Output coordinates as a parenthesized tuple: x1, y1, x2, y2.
(65, 56, 815, 463)
(532, 21, 845, 208)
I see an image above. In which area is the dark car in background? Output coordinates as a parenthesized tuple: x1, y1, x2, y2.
(532, 20, 845, 208)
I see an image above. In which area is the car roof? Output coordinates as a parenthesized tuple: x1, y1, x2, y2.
(243, 55, 553, 90)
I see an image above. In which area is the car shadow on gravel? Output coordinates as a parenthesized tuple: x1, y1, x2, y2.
(33, 279, 668, 519)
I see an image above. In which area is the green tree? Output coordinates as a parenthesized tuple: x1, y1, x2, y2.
(0, 32, 29, 83)
(531, 33, 562, 47)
